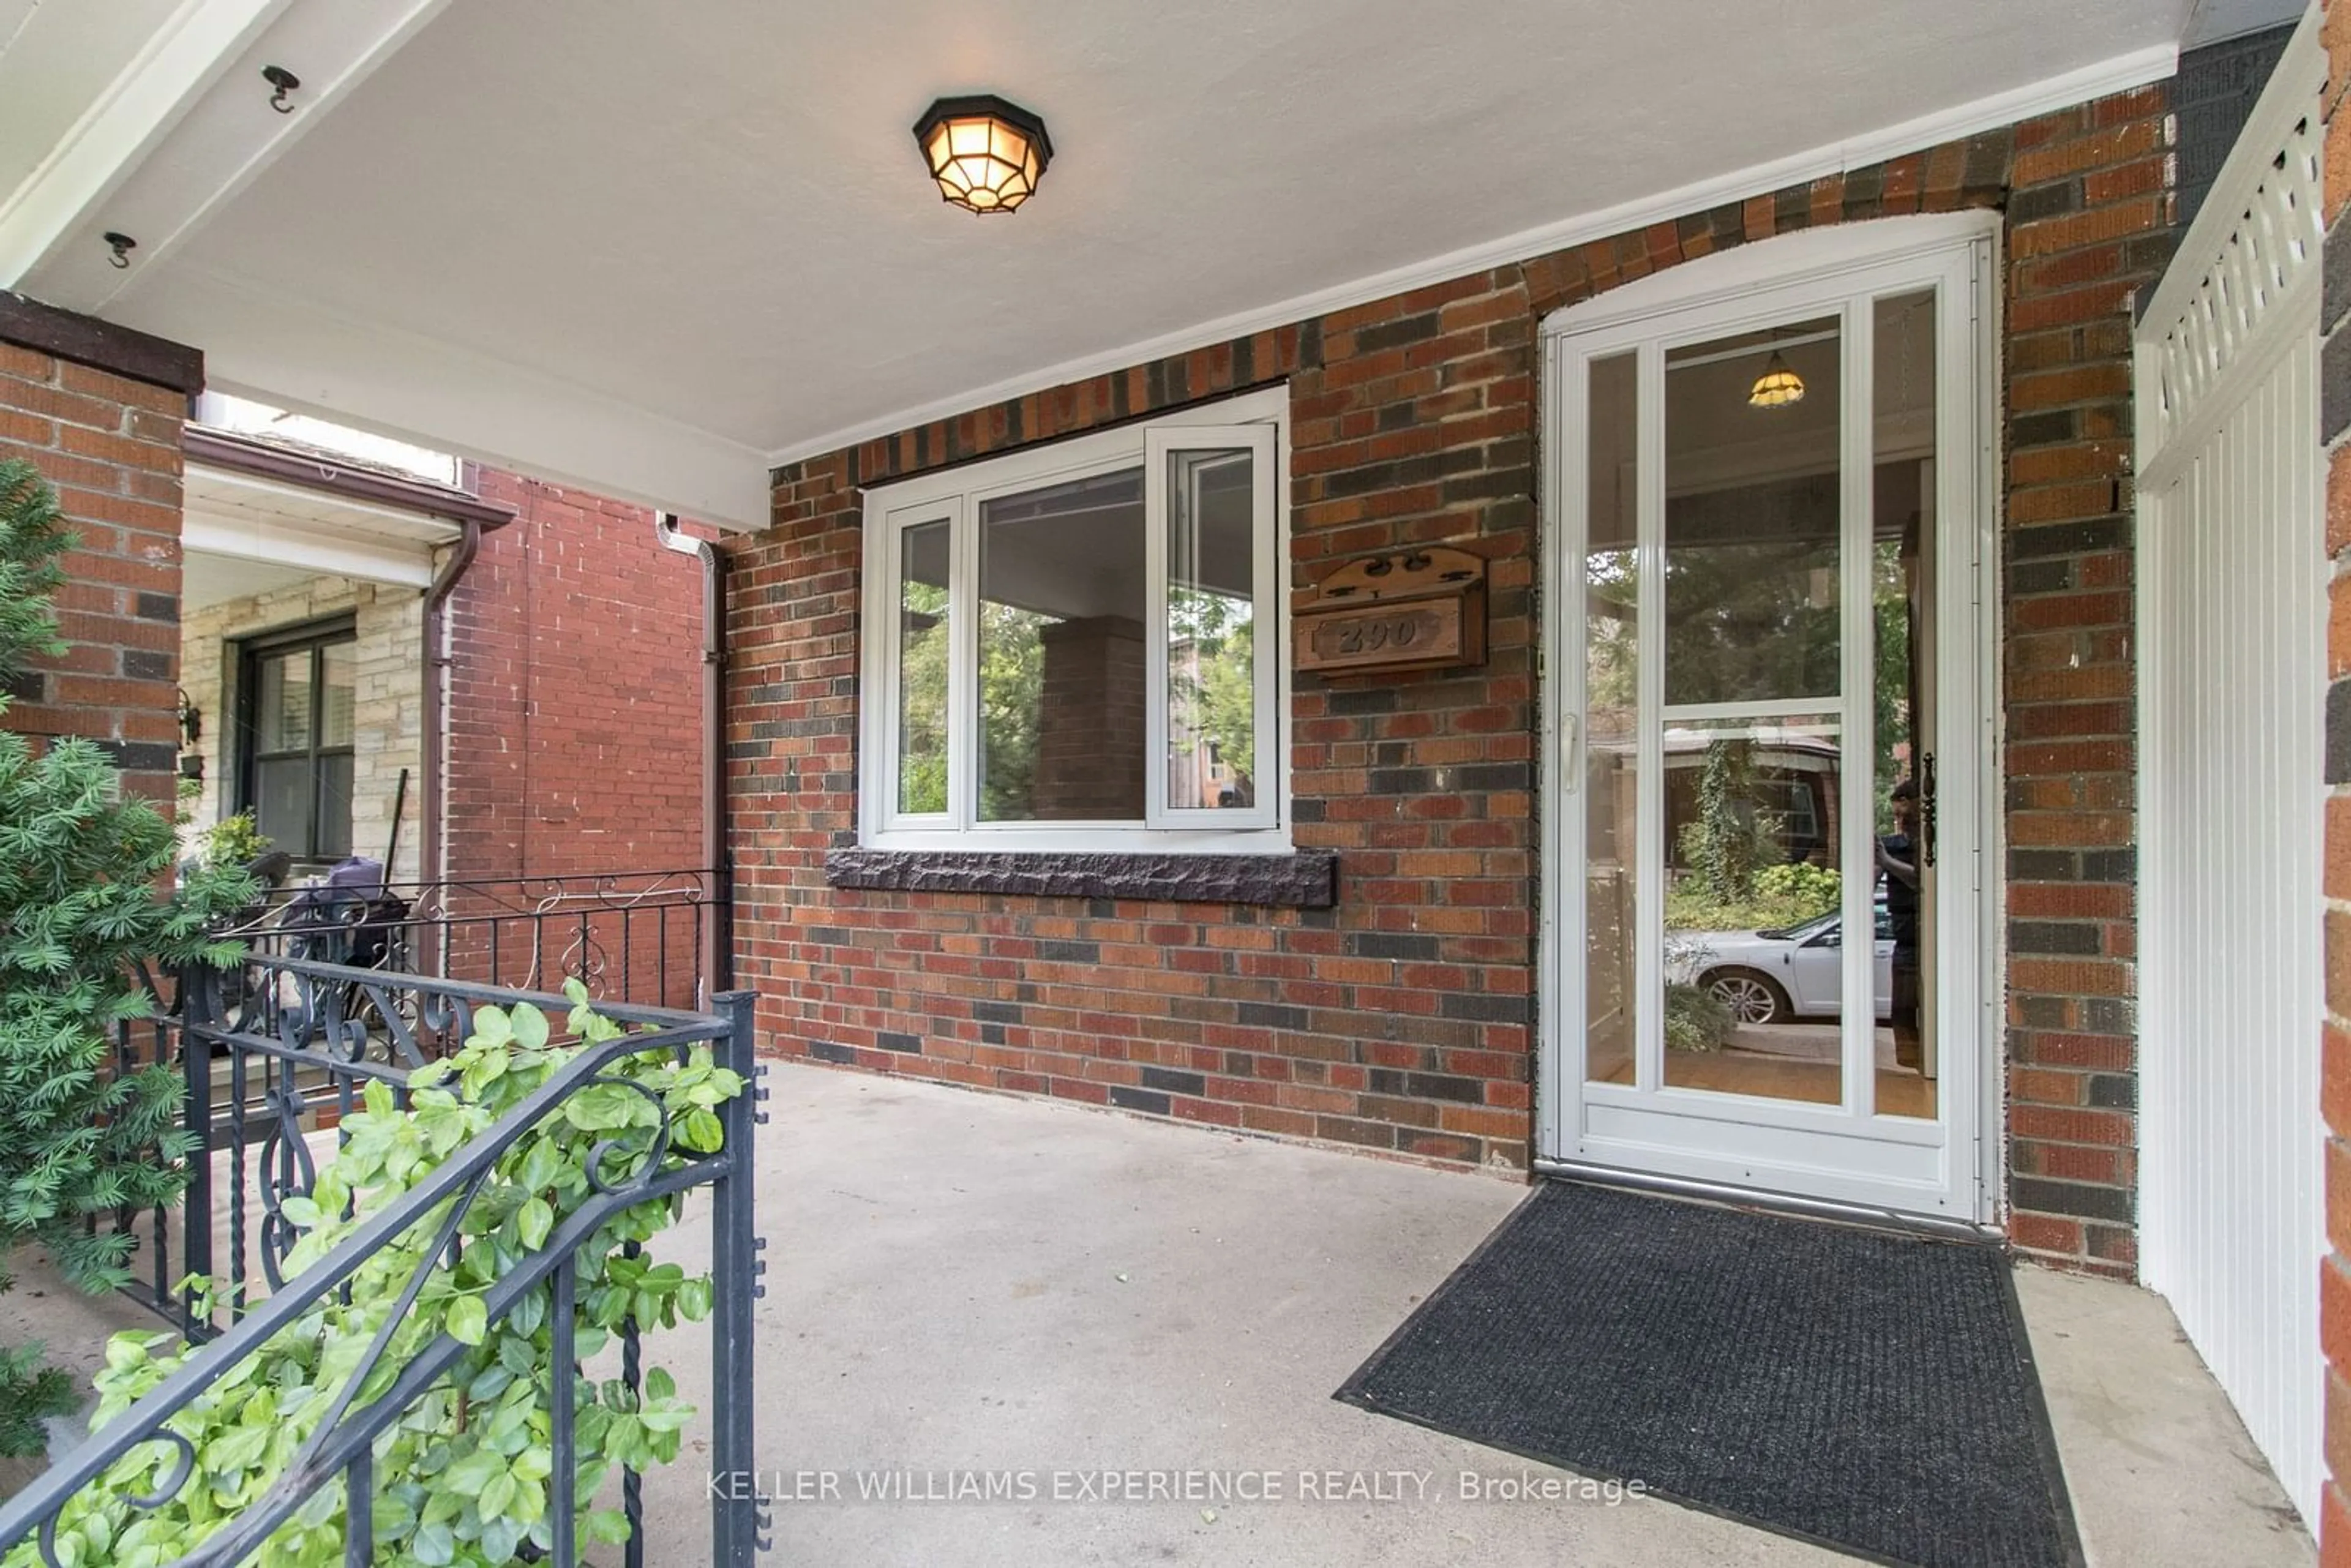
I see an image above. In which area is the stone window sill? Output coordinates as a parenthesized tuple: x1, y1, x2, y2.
(824, 848, 1338, 908)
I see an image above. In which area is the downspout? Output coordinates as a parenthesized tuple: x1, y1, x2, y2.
(421, 519, 483, 895)
(657, 512, 733, 999)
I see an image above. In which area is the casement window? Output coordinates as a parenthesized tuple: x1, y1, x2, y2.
(858, 387, 1289, 853)
(236, 618, 358, 863)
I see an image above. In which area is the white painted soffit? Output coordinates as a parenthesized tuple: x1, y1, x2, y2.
(183, 458, 460, 589)
(8, 2, 2183, 530)
(763, 42, 2180, 469)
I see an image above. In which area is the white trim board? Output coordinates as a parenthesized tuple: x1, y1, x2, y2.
(1532, 211, 2004, 1221)
(0, 0, 291, 288)
(765, 43, 2174, 470)
(182, 507, 436, 587)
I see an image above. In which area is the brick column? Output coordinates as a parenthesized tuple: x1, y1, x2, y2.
(2317, 4, 2351, 1558)
(1031, 615, 1147, 819)
(1995, 89, 2172, 1274)
(0, 293, 201, 811)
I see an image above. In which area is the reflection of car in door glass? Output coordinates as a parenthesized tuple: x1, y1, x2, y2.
(1668, 897, 1894, 1026)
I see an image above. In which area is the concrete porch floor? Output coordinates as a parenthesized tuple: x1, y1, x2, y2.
(6, 1061, 2318, 1566)
(673, 1063, 2312, 1567)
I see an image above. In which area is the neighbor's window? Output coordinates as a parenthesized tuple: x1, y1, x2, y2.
(861, 392, 1285, 850)
(237, 620, 357, 863)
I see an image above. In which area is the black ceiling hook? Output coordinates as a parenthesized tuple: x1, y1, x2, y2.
(102, 231, 136, 269)
(262, 65, 300, 114)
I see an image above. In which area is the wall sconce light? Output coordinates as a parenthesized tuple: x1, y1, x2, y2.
(1749, 351, 1805, 410)
(177, 688, 201, 748)
(913, 95, 1052, 214)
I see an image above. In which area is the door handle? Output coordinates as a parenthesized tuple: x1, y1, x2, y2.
(1560, 711, 1581, 790)
(1921, 752, 1937, 868)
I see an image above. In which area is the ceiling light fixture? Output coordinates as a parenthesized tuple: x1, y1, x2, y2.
(1749, 350, 1805, 410)
(913, 95, 1052, 214)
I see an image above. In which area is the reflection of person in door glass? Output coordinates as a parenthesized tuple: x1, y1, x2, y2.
(1875, 780, 1922, 1071)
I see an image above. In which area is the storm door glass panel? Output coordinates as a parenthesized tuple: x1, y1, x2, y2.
(1662, 316, 1842, 705)
(977, 468, 1146, 822)
(896, 520, 953, 816)
(1873, 288, 1940, 1120)
(1662, 712, 1846, 1101)
(1164, 447, 1258, 813)
(1657, 317, 1851, 1102)
(1584, 351, 1640, 1087)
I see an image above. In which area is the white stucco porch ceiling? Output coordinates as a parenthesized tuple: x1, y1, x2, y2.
(0, 0, 2252, 528)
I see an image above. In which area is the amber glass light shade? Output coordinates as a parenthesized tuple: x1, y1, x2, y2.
(913, 95, 1052, 214)
(1749, 351, 1806, 409)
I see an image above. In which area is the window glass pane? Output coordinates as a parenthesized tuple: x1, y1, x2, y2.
(1662, 316, 1842, 707)
(1584, 351, 1639, 1088)
(1165, 448, 1257, 812)
(253, 756, 312, 852)
(318, 640, 356, 748)
(1663, 712, 1846, 1103)
(896, 520, 951, 815)
(255, 650, 310, 752)
(977, 468, 1147, 822)
(317, 752, 355, 860)
(1873, 288, 1938, 1120)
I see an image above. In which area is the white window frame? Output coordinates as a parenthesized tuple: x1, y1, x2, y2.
(858, 385, 1291, 854)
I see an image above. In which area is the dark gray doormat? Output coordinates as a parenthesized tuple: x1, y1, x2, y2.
(1336, 1180, 2082, 1567)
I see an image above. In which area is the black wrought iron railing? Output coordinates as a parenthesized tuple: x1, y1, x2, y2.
(96, 869, 728, 1337)
(225, 868, 722, 1013)
(13, 954, 769, 1567)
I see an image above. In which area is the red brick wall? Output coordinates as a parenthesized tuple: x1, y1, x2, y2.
(433, 474, 713, 1007)
(0, 340, 189, 809)
(729, 87, 2165, 1251)
(442, 473, 709, 882)
(2315, 3, 2350, 1558)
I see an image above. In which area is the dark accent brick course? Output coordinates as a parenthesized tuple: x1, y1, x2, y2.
(2011, 1177, 2133, 1225)
(1108, 1086, 1172, 1117)
(825, 848, 1341, 907)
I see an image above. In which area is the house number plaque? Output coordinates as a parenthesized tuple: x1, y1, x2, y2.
(1294, 546, 1488, 677)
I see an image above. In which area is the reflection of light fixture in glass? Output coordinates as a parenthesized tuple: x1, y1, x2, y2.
(913, 95, 1052, 214)
(1749, 351, 1805, 409)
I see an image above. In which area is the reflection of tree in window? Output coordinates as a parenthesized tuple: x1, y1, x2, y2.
(896, 520, 953, 815)
(979, 468, 1147, 822)
(1165, 447, 1258, 812)
(978, 601, 1054, 820)
(1169, 586, 1254, 809)
(1661, 538, 1840, 706)
(896, 578, 950, 814)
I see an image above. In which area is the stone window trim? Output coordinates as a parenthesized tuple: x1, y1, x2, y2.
(824, 847, 1338, 908)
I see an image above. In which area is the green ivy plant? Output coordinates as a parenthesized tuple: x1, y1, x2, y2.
(11, 982, 743, 1567)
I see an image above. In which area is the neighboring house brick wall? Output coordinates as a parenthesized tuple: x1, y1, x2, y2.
(180, 575, 426, 882)
(2315, 2, 2351, 1558)
(0, 337, 190, 809)
(443, 473, 707, 882)
(727, 85, 2167, 1266)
